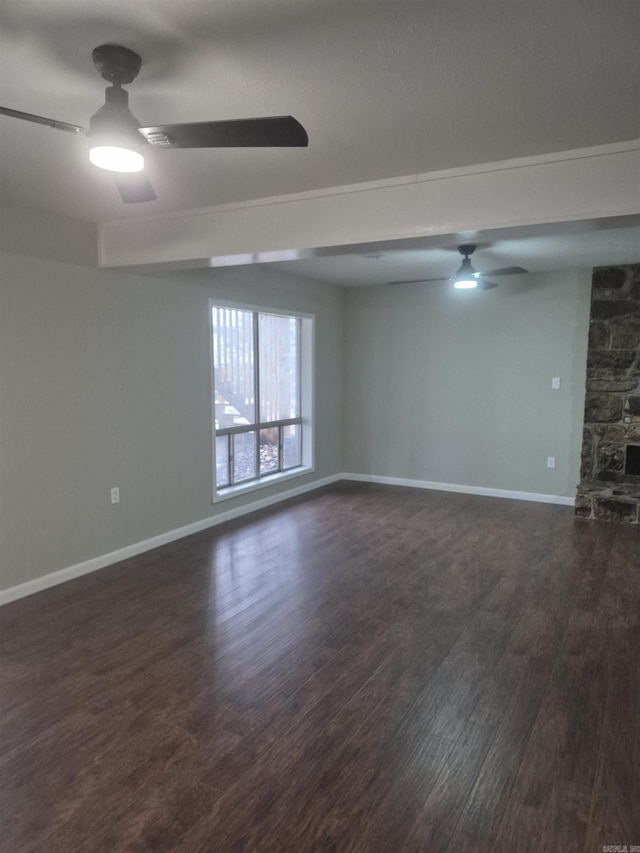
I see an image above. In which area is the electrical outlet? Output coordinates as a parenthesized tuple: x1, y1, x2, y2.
(551, 377, 561, 390)
(547, 457, 556, 469)
(110, 487, 120, 504)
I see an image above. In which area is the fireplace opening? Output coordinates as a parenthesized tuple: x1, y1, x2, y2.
(625, 445, 640, 476)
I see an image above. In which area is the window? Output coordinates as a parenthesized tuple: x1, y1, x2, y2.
(210, 302, 314, 500)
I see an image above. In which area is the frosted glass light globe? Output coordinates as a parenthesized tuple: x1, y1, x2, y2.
(89, 145, 144, 173)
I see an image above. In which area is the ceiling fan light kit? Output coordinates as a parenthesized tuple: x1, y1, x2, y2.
(0, 43, 309, 203)
(451, 246, 530, 290)
(88, 85, 146, 173)
(452, 249, 478, 289)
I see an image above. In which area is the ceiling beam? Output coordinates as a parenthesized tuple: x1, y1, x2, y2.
(98, 140, 640, 271)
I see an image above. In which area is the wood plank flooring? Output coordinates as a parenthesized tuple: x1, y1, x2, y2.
(1, 482, 639, 852)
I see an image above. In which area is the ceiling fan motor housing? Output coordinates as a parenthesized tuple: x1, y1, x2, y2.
(92, 44, 142, 85)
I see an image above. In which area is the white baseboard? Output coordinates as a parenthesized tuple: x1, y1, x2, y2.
(0, 473, 342, 606)
(0, 471, 575, 606)
(340, 472, 576, 507)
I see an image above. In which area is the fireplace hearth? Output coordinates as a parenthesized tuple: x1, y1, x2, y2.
(576, 264, 640, 524)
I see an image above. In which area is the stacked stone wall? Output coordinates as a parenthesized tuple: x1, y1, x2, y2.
(576, 264, 640, 523)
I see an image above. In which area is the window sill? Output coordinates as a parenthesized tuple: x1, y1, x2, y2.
(213, 465, 314, 504)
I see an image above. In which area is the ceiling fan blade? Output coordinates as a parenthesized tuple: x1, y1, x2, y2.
(139, 116, 308, 149)
(387, 277, 451, 286)
(478, 279, 499, 290)
(0, 105, 86, 134)
(113, 173, 157, 204)
(479, 266, 529, 277)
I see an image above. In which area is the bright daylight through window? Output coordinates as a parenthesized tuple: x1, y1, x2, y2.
(211, 304, 313, 498)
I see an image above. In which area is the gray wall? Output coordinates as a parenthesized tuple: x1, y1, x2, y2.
(0, 201, 97, 267)
(0, 248, 344, 591)
(342, 271, 591, 497)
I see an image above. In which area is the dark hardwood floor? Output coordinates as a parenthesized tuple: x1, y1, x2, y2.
(1, 482, 639, 852)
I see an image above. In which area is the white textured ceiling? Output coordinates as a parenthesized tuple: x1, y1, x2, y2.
(1, 0, 639, 225)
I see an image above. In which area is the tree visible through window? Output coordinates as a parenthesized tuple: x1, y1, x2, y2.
(212, 305, 303, 491)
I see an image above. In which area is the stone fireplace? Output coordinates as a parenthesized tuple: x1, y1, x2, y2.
(576, 263, 640, 523)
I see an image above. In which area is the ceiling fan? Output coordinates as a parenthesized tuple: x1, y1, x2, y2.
(0, 44, 309, 204)
(388, 245, 529, 290)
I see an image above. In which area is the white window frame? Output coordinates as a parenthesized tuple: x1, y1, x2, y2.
(209, 299, 315, 503)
